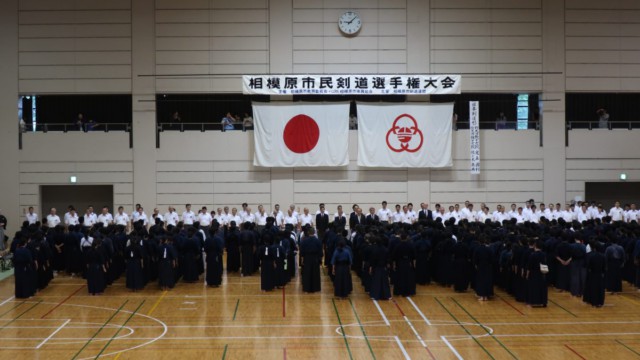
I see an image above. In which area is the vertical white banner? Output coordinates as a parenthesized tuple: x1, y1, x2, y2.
(469, 101, 480, 174)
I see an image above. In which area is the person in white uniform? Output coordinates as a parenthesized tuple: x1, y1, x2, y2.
(25, 206, 39, 225)
(609, 201, 624, 222)
(46, 208, 61, 228)
(164, 206, 179, 228)
(65, 208, 80, 227)
(182, 204, 196, 226)
(114, 206, 130, 230)
(97, 206, 113, 226)
(376, 201, 392, 225)
(299, 208, 314, 227)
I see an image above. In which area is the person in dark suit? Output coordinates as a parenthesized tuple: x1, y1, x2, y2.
(334, 205, 347, 229)
(349, 204, 360, 232)
(315, 203, 330, 239)
(365, 207, 379, 225)
(352, 207, 366, 230)
(418, 202, 433, 221)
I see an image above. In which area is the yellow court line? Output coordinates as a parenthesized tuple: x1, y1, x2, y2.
(147, 290, 168, 316)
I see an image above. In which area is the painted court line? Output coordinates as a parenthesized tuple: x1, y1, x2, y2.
(564, 344, 587, 360)
(392, 299, 435, 360)
(394, 336, 411, 360)
(70, 300, 128, 360)
(548, 299, 578, 318)
(147, 290, 167, 316)
(36, 318, 70, 349)
(451, 298, 517, 360)
(232, 299, 240, 321)
(0, 296, 15, 307)
(372, 300, 390, 326)
(41, 284, 85, 319)
(0, 300, 41, 330)
(407, 297, 432, 325)
(95, 300, 146, 358)
(441, 336, 464, 360)
(332, 298, 354, 360)
(434, 297, 495, 360)
(497, 295, 525, 316)
(348, 298, 376, 359)
(615, 339, 640, 357)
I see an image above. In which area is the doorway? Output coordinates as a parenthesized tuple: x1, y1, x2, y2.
(40, 185, 114, 220)
(584, 182, 640, 208)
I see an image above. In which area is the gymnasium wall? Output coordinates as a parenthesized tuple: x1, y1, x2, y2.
(17, 0, 132, 93)
(1, 0, 639, 231)
(17, 129, 542, 216)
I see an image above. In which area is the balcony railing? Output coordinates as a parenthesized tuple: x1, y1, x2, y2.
(566, 121, 640, 130)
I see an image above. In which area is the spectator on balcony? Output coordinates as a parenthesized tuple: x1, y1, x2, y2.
(221, 112, 235, 131)
(597, 108, 609, 129)
(496, 112, 507, 130)
(75, 113, 85, 131)
(243, 113, 253, 130)
(84, 118, 99, 132)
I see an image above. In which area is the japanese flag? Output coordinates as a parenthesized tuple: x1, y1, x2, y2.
(252, 102, 350, 167)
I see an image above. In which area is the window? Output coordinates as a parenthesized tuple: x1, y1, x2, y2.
(517, 94, 528, 130)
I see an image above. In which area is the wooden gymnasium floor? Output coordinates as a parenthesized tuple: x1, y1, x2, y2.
(1, 266, 640, 360)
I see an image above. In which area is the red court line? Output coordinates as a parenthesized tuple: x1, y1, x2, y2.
(391, 298, 405, 316)
(565, 344, 587, 360)
(498, 295, 525, 316)
(41, 284, 85, 319)
(283, 347, 287, 360)
(392, 298, 436, 360)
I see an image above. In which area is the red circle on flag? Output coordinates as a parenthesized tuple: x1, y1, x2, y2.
(283, 114, 320, 154)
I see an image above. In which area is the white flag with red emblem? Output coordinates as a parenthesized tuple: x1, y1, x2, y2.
(252, 102, 350, 167)
(356, 103, 453, 168)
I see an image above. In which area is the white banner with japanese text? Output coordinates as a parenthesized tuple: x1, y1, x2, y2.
(469, 101, 480, 174)
(243, 75, 461, 95)
(357, 103, 453, 168)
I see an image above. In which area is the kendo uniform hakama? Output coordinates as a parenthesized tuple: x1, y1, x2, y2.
(584, 251, 606, 307)
(204, 236, 224, 287)
(225, 230, 241, 273)
(125, 246, 145, 291)
(473, 245, 495, 298)
(331, 249, 353, 298)
(526, 251, 548, 306)
(300, 236, 322, 293)
(452, 242, 471, 292)
(158, 244, 177, 289)
(392, 241, 416, 297)
(13, 247, 35, 299)
(258, 245, 276, 291)
(605, 245, 624, 293)
(369, 245, 391, 301)
(86, 248, 106, 295)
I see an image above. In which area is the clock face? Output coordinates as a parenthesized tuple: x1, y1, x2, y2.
(338, 11, 361, 35)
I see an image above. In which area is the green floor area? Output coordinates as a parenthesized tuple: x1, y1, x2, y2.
(0, 268, 14, 282)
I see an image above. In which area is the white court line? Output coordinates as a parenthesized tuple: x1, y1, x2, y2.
(407, 297, 431, 326)
(441, 336, 464, 360)
(402, 315, 428, 348)
(0, 296, 15, 307)
(36, 319, 70, 349)
(373, 300, 390, 326)
(394, 336, 411, 360)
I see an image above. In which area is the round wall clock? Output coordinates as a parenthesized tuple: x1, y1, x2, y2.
(338, 11, 362, 36)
